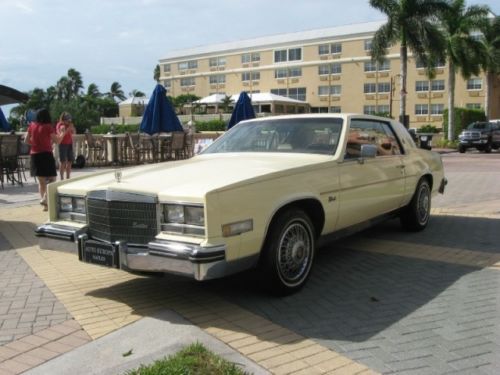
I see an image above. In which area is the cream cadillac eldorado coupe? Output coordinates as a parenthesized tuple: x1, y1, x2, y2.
(36, 114, 446, 295)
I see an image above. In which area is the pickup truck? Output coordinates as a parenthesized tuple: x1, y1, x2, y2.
(458, 121, 500, 153)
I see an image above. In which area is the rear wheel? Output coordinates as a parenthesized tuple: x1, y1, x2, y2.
(259, 208, 315, 295)
(400, 179, 431, 231)
(484, 142, 492, 153)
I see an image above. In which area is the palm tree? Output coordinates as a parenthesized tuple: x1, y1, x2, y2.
(369, 0, 449, 127)
(154, 64, 160, 83)
(67, 68, 83, 98)
(220, 95, 233, 113)
(479, 16, 500, 120)
(129, 89, 146, 98)
(439, 0, 489, 140)
(56, 76, 71, 100)
(86, 83, 101, 98)
(107, 82, 126, 101)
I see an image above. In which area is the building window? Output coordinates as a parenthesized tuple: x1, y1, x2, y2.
(467, 78, 482, 90)
(318, 85, 341, 96)
(163, 80, 171, 93)
(378, 60, 390, 71)
(318, 44, 330, 55)
(331, 43, 342, 54)
(416, 59, 445, 69)
(416, 81, 429, 92)
(180, 77, 195, 87)
(364, 83, 377, 93)
(241, 52, 260, 63)
(319, 63, 342, 75)
(178, 60, 198, 70)
(466, 103, 482, 109)
(364, 61, 377, 72)
(274, 48, 302, 63)
(431, 104, 444, 115)
(209, 74, 225, 84)
(209, 56, 226, 67)
(271, 87, 306, 101)
(431, 80, 445, 91)
(415, 104, 429, 115)
(330, 106, 341, 113)
(364, 105, 377, 114)
(364, 39, 373, 51)
(162, 64, 170, 73)
(378, 82, 390, 93)
(319, 43, 342, 55)
(241, 72, 260, 81)
(274, 68, 302, 78)
(377, 105, 389, 114)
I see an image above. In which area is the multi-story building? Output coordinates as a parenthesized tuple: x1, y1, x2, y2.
(158, 20, 499, 128)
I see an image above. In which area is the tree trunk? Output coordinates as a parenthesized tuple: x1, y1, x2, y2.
(447, 61, 456, 141)
(484, 71, 491, 120)
(400, 45, 408, 127)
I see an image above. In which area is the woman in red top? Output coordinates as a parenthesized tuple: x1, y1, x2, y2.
(25, 109, 65, 211)
(56, 112, 75, 180)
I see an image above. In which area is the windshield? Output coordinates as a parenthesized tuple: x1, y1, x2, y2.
(203, 117, 343, 155)
(467, 122, 488, 130)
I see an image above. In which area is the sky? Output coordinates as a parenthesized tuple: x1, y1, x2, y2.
(1, 0, 498, 114)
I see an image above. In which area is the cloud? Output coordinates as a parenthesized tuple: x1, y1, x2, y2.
(0, 0, 35, 13)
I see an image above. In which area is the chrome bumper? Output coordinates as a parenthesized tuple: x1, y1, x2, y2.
(35, 224, 228, 281)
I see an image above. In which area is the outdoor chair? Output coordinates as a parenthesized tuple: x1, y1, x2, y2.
(0, 135, 23, 188)
(183, 133, 194, 158)
(170, 131, 186, 160)
(126, 133, 156, 164)
(84, 132, 106, 166)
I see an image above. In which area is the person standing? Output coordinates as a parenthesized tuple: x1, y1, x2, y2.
(24, 109, 65, 211)
(56, 112, 75, 180)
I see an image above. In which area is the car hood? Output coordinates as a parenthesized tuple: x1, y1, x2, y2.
(57, 153, 332, 201)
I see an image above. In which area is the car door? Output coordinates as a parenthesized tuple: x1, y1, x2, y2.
(336, 118, 406, 230)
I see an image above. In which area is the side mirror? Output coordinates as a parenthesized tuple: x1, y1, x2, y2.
(359, 144, 377, 163)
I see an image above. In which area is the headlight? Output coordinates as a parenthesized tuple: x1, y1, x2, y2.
(58, 195, 86, 223)
(161, 204, 205, 236)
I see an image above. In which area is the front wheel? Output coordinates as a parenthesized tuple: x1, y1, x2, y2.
(458, 144, 466, 153)
(259, 208, 315, 295)
(400, 179, 431, 231)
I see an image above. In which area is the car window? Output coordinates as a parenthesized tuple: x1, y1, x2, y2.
(203, 118, 343, 155)
(345, 119, 402, 159)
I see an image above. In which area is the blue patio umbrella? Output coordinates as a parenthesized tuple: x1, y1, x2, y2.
(0, 107, 11, 132)
(227, 91, 256, 130)
(140, 84, 183, 135)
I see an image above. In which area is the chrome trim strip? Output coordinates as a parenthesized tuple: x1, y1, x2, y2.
(87, 190, 157, 203)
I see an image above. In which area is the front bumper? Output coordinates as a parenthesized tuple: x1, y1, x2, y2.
(459, 139, 488, 146)
(35, 224, 227, 281)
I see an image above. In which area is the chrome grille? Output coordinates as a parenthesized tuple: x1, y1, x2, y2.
(87, 191, 157, 245)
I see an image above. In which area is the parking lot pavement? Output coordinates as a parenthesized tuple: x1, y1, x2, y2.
(0, 152, 499, 374)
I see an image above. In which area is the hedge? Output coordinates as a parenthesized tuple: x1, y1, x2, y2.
(195, 119, 226, 132)
(442, 108, 486, 140)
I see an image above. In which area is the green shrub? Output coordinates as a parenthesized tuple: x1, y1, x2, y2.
(195, 119, 226, 132)
(90, 124, 140, 134)
(442, 108, 486, 140)
(417, 124, 440, 133)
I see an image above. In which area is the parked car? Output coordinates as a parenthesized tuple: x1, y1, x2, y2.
(36, 114, 446, 295)
(458, 121, 500, 153)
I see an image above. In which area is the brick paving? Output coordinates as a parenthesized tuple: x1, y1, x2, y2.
(0, 233, 72, 346)
(0, 151, 499, 374)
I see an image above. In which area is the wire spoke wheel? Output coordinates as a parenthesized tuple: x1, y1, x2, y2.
(277, 222, 312, 284)
(416, 183, 430, 225)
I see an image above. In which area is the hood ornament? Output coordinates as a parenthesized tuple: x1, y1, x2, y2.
(114, 169, 122, 183)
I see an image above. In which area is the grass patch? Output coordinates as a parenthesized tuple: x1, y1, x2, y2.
(126, 342, 249, 375)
